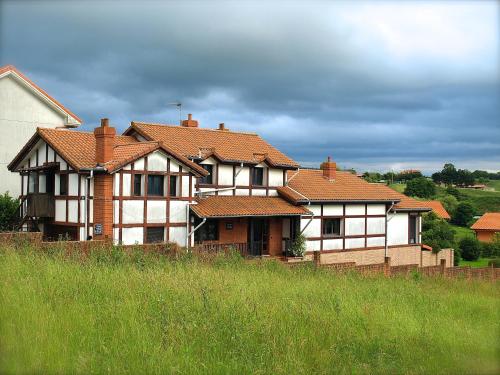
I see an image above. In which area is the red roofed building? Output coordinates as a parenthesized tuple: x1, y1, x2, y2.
(471, 213, 500, 242)
(421, 200, 451, 220)
(9, 114, 452, 267)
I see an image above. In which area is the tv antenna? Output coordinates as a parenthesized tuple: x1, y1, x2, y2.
(168, 102, 182, 124)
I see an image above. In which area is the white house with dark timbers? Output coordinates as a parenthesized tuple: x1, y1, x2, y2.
(9, 114, 452, 266)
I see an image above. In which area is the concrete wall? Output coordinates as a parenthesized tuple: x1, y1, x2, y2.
(0, 74, 74, 196)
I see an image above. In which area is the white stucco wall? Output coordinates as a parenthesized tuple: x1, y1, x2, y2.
(387, 212, 409, 246)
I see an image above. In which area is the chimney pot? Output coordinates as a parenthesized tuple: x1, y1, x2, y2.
(188, 113, 192, 120)
(219, 123, 225, 130)
(101, 118, 109, 127)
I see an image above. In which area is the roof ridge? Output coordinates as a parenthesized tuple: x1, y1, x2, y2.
(133, 121, 259, 136)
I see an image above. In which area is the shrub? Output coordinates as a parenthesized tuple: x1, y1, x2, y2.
(488, 258, 500, 268)
(446, 186, 461, 199)
(404, 177, 436, 198)
(439, 195, 458, 215)
(421, 212, 455, 253)
(0, 193, 19, 231)
(452, 202, 475, 226)
(480, 233, 500, 258)
(459, 237, 481, 261)
(289, 233, 306, 257)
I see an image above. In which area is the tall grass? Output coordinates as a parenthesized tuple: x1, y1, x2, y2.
(1, 245, 499, 374)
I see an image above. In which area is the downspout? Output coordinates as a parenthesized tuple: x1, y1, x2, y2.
(195, 162, 244, 196)
(385, 201, 396, 258)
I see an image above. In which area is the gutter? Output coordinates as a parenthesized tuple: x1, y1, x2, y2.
(384, 201, 396, 258)
(186, 201, 206, 250)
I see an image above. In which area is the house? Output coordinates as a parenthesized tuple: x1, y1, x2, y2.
(471, 213, 500, 242)
(421, 200, 450, 220)
(9, 114, 444, 266)
(0, 65, 81, 196)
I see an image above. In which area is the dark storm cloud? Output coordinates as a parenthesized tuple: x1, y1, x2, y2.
(1, 0, 498, 173)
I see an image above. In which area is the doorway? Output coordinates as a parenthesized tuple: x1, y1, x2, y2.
(248, 218, 269, 256)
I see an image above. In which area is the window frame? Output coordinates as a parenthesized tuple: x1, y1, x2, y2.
(133, 174, 142, 196)
(147, 175, 164, 196)
(145, 227, 165, 244)
(322, 218, 343, 237)
(169, 175, 178, 197)
(251, 167, 264, 186)
(200, 164, 214, 185)
(59, 174, 68, 196)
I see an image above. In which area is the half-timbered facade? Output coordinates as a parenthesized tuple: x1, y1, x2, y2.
(10, 114, 436, 265)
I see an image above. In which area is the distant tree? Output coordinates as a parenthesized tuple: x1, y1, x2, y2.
(472, 170, 490, 179)
(362, 172, 382, 183)
(395, 171, 423, 182)
(439, 195, 458, 215)
(383, 172, 396, 184)
(431, 172, 442, 184)
(440, 163, 457, 186)
(0, 193, 19, 231)
(421, 212, 455, 253)
(404, 177, 436, 198)
(456, 169, 475, 187)
(459, 237, 481, 261)
(452, 202, 475, 226)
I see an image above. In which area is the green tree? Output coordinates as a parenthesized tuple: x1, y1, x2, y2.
(439, 195, 458, 215)
(0, 193, 19, 231)
(404, 177, 436, 198)
(446, 186, 461, 200)
(431, 172, 442, 184)
(441, 163, 457, 186)
(459, 237, 481, 261)
(421, 212, 455, 253)
(456, 169, 475, 187)
(452, 202, 475, 226)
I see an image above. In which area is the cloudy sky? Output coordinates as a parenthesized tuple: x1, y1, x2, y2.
(1, 1, 498, 173)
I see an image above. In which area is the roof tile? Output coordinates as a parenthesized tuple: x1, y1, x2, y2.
(471, 213, 500, 231)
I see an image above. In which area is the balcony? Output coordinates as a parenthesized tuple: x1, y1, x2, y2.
(25, 193, 55, 218)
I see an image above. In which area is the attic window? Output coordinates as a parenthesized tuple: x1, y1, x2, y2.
(251, 167, 264, 186)
(200, 164, 213, 185)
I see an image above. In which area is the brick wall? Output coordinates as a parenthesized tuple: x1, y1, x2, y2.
(0, 232, 42, 246)
(93, 174, 113, 240)
(218, 218, 248, 244)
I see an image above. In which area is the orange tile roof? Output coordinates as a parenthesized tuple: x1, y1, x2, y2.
(191, 196, 312, 218)
(471, 213, 500, 231)
(421, 200, 451, 219)
(8, 128, 207, 176)
(0, 65, 82, 125)
(277, 169, 431, 210)
(125, 122, 299, 168)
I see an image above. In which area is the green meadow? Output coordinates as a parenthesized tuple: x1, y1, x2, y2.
(1, 246, 499, 374)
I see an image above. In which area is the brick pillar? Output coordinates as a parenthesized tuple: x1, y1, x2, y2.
(93, 174, 113, 240)
(440, 258, 446, 275)
(313, 250, 321, 267)
(93, 119, 115, 241)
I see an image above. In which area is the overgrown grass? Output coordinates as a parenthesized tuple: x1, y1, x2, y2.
(450, 224, 475, 242)
(459, 257, 494, 268)
(1, 246, 499, 374)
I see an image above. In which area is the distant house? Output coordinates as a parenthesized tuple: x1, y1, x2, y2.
(421, 200, 450, 220)
(0, 65, 81, 197)
(471, 213, 500, 242)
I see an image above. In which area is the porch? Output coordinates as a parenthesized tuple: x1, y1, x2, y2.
(190, 196, 312, 257)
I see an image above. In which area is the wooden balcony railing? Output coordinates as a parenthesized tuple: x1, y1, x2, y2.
(194, 242, 248, 256)
(25, 193, 55, 218)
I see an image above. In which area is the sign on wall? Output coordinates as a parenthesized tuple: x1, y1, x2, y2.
(94, 224, 103, 235)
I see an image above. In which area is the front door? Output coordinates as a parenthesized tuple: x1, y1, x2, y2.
(248, 218, 269, 256)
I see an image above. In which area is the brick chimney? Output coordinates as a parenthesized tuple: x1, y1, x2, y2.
(94, 118, 116, 164)
(93, 118, 115, 241)
(320, 156, 336, 181)
(218, 123, 228, 131)
(181, 113, 199, 128)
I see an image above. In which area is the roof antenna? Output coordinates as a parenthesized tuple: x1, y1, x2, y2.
(168, 101, 182, 125)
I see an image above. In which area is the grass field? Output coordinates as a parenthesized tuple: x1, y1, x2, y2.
(450, 224, 475, 242)
(1, 246, 499, 374)
(459, 258, 494, 268)
(486, 180, 500, 192)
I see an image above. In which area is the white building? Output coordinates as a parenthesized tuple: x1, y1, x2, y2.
(0, 65, 81, 197)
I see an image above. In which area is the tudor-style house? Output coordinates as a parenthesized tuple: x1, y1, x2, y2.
(9, 114, 447, 266)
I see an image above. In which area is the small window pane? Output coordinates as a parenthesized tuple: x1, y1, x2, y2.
(59, 174, 68, 195)
(323, 218, 342, 236)
(252, 167, 264, 186)
(28, 172, 37, 193)
(200, 165, 213, 184)
(133, 174, 142, 196)
(146, 227, 164, 243)
(169, 176, 178, 197)
(147, 175, 164, 196)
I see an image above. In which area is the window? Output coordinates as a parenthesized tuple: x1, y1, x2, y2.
(146, 227, 165, 243)
(133, 174, 142, 196)
(169, 176, 178, 197)
(323, 218, 342, 237)
(409, 215, 418, 244)
(251, 167, 264, 186)
(200, 164, 213, 185)
(147, 175, 164, 196)
(194, 219, 219, 243)
(28, 172, 37, 193)
(59, 174, 68, 195)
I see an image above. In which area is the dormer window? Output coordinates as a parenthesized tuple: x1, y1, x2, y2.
(251, 167, 264, 186)
(200, 164, 213, 185)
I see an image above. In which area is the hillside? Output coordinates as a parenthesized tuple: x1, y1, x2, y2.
(1, 246, 499, 374)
